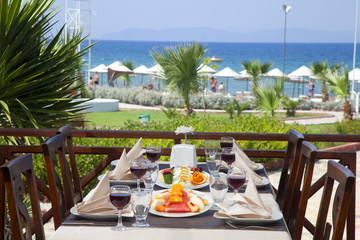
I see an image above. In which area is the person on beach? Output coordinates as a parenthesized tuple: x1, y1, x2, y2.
(308, 79, 315, 98)
(91, 72, 99, 86)
(219, 82, 225, 94)
(210, 77, 217, 92)
(147, 80, 153, 90)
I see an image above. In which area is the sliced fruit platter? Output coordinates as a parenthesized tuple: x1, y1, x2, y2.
(149, 184, 214, 217)
(156, 166, 210, 190)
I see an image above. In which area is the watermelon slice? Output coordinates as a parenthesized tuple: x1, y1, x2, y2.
(165, 191, 191, 213)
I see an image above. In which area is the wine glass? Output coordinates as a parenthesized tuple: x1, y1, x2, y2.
(220, 137, 234, 148)
(206, 152, 222, 176)
(131, 188, 152, 227)
(109, 185, 131, 231)
(209, 173, 228, 210)
(204, 140, 219, 157)
(221, 147, 235, 168)
(146, 146, 161, 162)
(227, 168, 246, 194)
(130, 158, 148, 189)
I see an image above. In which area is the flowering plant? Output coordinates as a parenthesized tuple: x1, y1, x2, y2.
(175, 125, 194, 143)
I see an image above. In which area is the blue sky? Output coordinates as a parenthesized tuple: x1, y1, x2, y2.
(53, 0, 358, 41)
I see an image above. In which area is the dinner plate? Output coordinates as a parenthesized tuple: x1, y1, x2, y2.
(155, 168, 210, 190)
(97, 173, 137, 186)
(149, 190, 214, 218)
(70, 206, 134, 220)
(221, 163, 264, 172)
(253, 176, 270, 188)
(214, 210, 283, 225)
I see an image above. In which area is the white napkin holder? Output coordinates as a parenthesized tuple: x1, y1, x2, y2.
(170, 144, 197, 168)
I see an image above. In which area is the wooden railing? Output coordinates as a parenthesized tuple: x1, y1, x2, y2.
(0, 128, 358, 240)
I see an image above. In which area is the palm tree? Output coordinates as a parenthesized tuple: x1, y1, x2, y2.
(241, 60, 273, 95)
(254, 78, 284, 117)
(321, 67, 352, 121)
(310, 61, 342, 102)
(151, 42, 207, 116)
(120, 61, 134, 88)
(0, 0, 92, 143)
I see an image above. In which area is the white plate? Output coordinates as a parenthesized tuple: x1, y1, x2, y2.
(97, 174, 137, 186)
(70, 206, 134, 220)
(155, 168, 210, 190)
(254, 176, 270, 188)
(149, 190, 214, 218)
(215, 210, 283, 225)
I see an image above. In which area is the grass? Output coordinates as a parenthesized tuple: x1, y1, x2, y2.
(84, 110, 333, 131)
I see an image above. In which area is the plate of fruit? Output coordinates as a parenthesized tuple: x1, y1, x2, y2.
(156, 166, 210, 190)
(149, 184, 214, 217)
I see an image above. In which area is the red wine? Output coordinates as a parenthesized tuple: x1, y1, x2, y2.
(130, 166, 147, 179)
(146, 150, 161, 162)
(220, 142, 233, 148)
(228, 176, 246, 190)
(222, 153, 235, 165)
(110, 193, 131, 210)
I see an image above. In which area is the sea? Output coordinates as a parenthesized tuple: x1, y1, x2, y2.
(85, 40, 360, 98)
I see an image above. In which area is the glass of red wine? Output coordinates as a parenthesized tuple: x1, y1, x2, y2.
(146, 146, 161, 162)
(221, 147, 236, 168)
(130, 158, 148, 189)
(227, 168, 246, 194)
(220, 137, 234, 148)
(109, 185, 131, 231)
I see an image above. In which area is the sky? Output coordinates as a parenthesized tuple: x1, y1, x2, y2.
(52, 0, 358, 41)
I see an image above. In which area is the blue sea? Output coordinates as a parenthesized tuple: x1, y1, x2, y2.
(85, 40, 360, 97)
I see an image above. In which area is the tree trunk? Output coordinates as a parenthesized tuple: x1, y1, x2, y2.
(183, 104, 194, 116)
(343, 100, 352, 121)
(321, 82, 329, 102)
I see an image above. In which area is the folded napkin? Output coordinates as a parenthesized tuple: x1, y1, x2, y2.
(214, 177, 272, 219)
(76, 171, 117, 215)
(110, 138, 146, 180)
(232, 150, 264, 185)
(232, 139, 260, 170)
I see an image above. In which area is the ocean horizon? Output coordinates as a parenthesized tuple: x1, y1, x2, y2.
(85, 40, 360, 97)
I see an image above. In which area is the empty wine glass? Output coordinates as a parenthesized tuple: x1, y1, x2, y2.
(109, 185, 131, 231)
(227, 168, 246, 194)
(131, 188, 152, 227)
(206, 152, 222, 176)
(143, 161, 159, 190)
(146, 146, 161, 162)
(220, 137, 234, 148)
(209, 173, 228, 210)
(222, 147, 235, 168)
(130, 158, 148, 189)
(204, 140, 219, 157)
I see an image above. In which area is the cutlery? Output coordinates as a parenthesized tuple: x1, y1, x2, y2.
(225, 221, 273, 230)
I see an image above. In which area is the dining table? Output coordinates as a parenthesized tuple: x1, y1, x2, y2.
(49, 162, 291, 240)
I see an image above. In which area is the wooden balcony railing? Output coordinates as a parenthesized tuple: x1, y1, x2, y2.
(0, 128, 358, 240)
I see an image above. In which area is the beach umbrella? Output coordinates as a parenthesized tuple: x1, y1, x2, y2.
(349, 68, 360, 80)
(288, 66, 314, 97)
(90, 64, 108, 86)
(107, 61, 132, 87)
(133, 65, 152, 85)
(214, 67, 240, 92)
(198, 64, 217, 74)
(148, 64, 163, 76)
(263, 68, 290, 80)
(234, 70, 253, 91)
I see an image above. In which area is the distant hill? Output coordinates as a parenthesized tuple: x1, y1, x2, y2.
(101, 27, 354, 43)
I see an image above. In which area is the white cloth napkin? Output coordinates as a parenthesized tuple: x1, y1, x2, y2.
(214, 177, 272, 219)
(232, 150, 264, 185)
(232, 139, 260, 170)
(76, 171, 117, 214)
(110, 138, 146, 180)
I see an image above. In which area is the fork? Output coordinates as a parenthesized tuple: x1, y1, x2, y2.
(225, 221, 273, 230)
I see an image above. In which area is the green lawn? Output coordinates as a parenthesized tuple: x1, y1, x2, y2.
(84, 110, 334, 132)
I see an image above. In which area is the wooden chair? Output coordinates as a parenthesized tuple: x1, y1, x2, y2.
(313, 160, 355, 240)
(57, 124, 83, 204)
(287, 141, 317, 239)
(0, 154, 45, 240)
(42, 134, 75, 230)
(276, 129, 304, 210)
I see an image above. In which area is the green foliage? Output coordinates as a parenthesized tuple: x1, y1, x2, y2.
(241, 60, 273, 93)
(281, 95, 301, 117)
(334, 119, 360, 134)
(0, 0, 92, 141)
(161, 105, 182, 119)
(254, 80, 282, 116)
(120, 61, 134, 88)
(220, 99, 248, 119)
(151, 42, 207, 114)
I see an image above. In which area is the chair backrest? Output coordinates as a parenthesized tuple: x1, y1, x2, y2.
(57, 124, 83, 204)
(276, 129, 304, 210)
(0, 154, 45, 240)
(287, 141, 317, 239)
(42, 134, 74, 230)
(313, 160, 355, 240)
